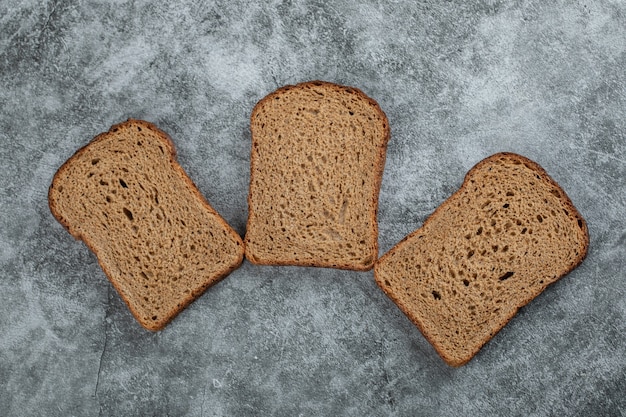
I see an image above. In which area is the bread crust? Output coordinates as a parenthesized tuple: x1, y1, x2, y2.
(374, 152, 589, 366)
(245, 81, 390, 270)
(49, 119, 244, 331)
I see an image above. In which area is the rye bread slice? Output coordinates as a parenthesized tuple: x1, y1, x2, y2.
(49, 119, 244, 331)
(374, 153, 589, 366)
(245, 81, 390, 270)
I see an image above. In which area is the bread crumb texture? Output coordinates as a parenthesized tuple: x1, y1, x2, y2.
(245, 81, 390, 270)
(375, 153, 589, 367)
(49, 120, 244, 331)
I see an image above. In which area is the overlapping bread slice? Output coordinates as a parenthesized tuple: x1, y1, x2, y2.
(49, 119, 244, 330)
(375, 153, 589, 366)
(245, 81, 390, 270)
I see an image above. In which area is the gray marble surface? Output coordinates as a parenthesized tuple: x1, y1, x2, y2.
(1, 0, 625, 416)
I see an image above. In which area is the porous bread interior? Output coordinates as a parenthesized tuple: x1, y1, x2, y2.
(49, 121, 243, 330)
(245, 82, 389, 270)
(375, 153, 588, 366)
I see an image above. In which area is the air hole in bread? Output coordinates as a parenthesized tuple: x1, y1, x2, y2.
(119, 179, 128, 188)
(467, 250, 475, 259)
(123, 207, 133, 221)
(432, 290, 441, 300)
(506, 191, 514, 196)
(537, 214, 543, 223)
(499, 271, 515, 281)
(476, 227, 483, 235)
(577, 219, 583, 228)
(521, 227, 527, 234)
(463, 279, 470, 286)
(100, 180, 108, 186)
(91, 158, 100, 165)
(503, 203, 509, 208)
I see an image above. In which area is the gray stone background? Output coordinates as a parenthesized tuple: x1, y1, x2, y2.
(1, 0, 625, 415)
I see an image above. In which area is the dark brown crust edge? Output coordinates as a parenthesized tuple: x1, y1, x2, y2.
(244, 80, 391, 271)
(374, 152, 590, 367)
(48, 119, 245, 331)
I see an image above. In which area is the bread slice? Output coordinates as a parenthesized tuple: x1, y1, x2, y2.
(245, 81, 390, 270)
(49, 119, 244, 331)
(375, 153, 589, 366)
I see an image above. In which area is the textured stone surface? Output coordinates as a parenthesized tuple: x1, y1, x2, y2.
(1, 0, 624, 415)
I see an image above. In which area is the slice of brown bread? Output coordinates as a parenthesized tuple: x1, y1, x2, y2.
(49, 119, 244, 331)
(245, 81, 390, 270)
(375, 152, 589, 366)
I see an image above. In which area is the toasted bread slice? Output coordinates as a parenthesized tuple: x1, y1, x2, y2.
(49, 119, 244, 331)
(375, 153, 589, 366)
(245, 81, 390, 270)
